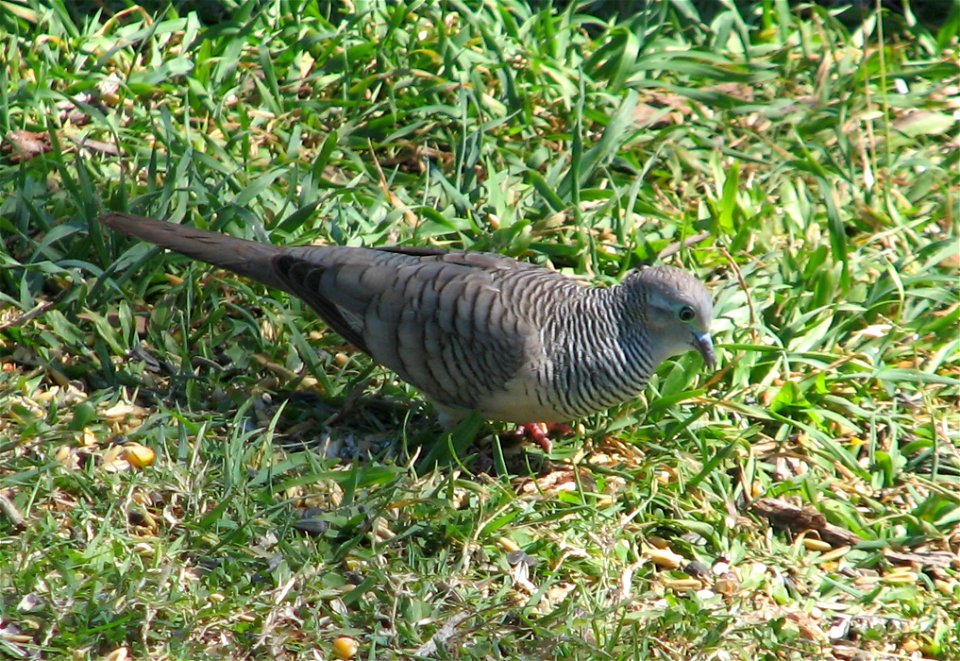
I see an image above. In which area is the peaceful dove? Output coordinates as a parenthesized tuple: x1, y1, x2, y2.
(99, 212, 716, 431)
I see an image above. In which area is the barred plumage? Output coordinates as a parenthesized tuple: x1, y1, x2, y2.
(99, 213, 716, 425)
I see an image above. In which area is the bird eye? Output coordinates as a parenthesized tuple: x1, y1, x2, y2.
(678, 306, 696, 322)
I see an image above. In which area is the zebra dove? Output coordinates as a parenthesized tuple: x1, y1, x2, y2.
(99, 212, 716, 429)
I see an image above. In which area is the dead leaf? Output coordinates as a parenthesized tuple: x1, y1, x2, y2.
(751, 498, 861, 547)
(3, 130, 51, 161)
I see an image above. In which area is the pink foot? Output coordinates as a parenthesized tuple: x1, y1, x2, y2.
(506, 422, 574, 452)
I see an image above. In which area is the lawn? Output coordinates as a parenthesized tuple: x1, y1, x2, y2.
(1, 0, 958, 659)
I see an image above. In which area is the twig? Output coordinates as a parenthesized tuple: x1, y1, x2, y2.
(718, 244, 757, 343)
(0, 492, 25, 530)
(657, 230, 711, 260)
(413, 612, 471, 657)
(0, 297, 59, 331)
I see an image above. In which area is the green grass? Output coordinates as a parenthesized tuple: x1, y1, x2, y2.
(1, 0, 959, 659)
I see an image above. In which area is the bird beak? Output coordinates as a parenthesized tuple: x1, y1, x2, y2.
(692, 332, 716, 370)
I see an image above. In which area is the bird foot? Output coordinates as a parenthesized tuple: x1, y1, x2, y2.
(505, 422, 574, 453)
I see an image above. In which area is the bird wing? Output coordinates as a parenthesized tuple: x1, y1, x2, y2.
(272, 246, 542, 411)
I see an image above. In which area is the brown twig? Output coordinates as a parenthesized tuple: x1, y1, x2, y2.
(718, 244, 758, 343)
(657, 230, 711, 260)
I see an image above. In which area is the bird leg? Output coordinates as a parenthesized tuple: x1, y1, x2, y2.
(505, 422, 574, 453)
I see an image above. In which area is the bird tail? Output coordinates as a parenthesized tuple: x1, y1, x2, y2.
(98, 212, 289, 292)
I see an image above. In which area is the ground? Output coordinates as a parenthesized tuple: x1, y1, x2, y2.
(1, 1, 958, 659)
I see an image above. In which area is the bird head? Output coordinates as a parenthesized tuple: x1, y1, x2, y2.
(625, 266, 716, 369)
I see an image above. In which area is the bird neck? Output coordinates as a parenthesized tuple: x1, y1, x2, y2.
(536, 284, 657, 419)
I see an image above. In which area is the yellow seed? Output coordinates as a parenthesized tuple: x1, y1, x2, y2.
(100, 647, 129, 661)
(55, 446, 73, 466)
(102, 445, 125, 470)
(648, 536, 669, 549)
(882, 571, 918, 585)
(655, 468, 675, 485)
(497, 537, 520, 553)
(901, 638, 921, 653)
(134, 542, 154, 556)
(123, 443, 156, 468)
(816, 545, 850, 563)
(662, 577, 701, 590)
(643, 545, 684, 570)
(802, 537, 832, 552)
(594, 494, 615, 507)
(333, 636, 358, 659)
(935, 579, 958, 596)
(101, 402, 148, 420)
(80, 428, 98, 447)
(714, 572, 739, 596)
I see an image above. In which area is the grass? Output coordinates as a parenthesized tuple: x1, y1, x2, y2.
(1, 0, 959, 659)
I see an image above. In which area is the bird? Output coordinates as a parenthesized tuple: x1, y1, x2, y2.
(98, 212, 716, 446)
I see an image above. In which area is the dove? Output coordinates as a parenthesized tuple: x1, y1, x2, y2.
(98, 212, 715, 441)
